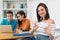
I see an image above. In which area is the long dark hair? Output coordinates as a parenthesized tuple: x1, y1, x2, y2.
(16, 10, 26, 28)
(36, 3, 50, 22)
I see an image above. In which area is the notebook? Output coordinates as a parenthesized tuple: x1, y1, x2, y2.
(13, 32, 31, 36)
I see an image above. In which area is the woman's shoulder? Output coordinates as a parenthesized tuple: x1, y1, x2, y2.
(25, 19, 30, 21)
(24, 18, 30, 23)
(47, 18, 55, 24)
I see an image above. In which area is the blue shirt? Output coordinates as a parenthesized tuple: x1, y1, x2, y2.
(0, 19, 17, 32)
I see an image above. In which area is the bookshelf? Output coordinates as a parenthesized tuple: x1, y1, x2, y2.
(3, 0, 27, 18)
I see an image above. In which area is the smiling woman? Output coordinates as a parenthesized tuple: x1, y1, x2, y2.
(29, 3, 55, 40)
(36, 3, 50, 22)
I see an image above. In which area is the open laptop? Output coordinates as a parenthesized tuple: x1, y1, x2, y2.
(0, 25, 13, 33)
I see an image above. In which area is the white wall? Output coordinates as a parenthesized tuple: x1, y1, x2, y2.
(0, 0, 3, 22)
(28, 0, 60, 29)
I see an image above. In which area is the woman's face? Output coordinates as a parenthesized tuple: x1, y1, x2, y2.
(38, 6, 46, 18)
(17, 14, 24, 21)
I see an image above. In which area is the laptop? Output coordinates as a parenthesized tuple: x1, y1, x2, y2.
(0, 25, 12, 33)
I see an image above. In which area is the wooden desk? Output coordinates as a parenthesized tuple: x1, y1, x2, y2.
(0, 33, 37, 40)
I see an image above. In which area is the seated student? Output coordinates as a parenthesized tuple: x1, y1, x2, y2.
(16, 10, 30, 32)
(1, 11, 17, 32)
(16, 10, 35, 40)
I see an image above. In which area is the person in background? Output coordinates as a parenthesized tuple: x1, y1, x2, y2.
(30, 3, 55, 40)
(16, 10, 30, 32)
(1, 11, 17, 32)
(16, 10, 35, 40)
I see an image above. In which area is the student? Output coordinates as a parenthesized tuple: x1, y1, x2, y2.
(16, 10, 30, 32)
(1, 11, 17, 32)
(30, 3, 55, 40)
(16, 10, 35, 40)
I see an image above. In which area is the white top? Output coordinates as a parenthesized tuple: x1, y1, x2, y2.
(35, 22, 55, 36)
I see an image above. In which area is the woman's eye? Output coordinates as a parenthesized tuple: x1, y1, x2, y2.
(41, 9, 44, 11)
(38, 9, 44, 12)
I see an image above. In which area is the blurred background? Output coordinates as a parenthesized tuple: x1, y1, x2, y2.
(0, 0, 60, 39)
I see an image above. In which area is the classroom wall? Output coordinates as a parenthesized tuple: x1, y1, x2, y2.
(0, 0, 3, 23)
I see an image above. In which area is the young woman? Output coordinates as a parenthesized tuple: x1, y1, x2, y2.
(16, 10, 35, 40)
(30, 3, 55, 40)
(16, 10, 30, 32)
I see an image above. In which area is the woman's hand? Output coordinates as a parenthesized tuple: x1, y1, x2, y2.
(45, 24, 54, 40)
(45, 24, 51, 34)
(29, 21, 38, 34)
(16, 29, 22, 34)
(16, 29, 19, 33)
(33, 22, 38, 31)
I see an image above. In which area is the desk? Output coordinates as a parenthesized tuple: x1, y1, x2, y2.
(0, 33, 37, 40)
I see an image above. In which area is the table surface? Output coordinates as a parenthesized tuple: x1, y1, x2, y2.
(0, 32, 37, 39)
